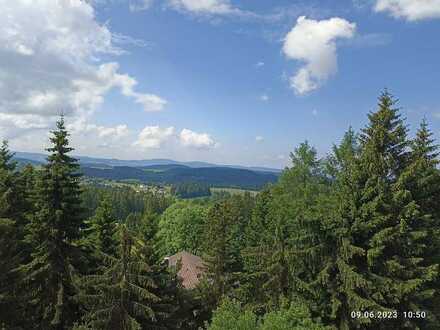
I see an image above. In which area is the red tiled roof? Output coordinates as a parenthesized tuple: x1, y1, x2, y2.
(165, 251, 206, 289)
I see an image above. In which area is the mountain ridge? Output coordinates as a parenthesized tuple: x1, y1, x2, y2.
(13, 151, 282, 173)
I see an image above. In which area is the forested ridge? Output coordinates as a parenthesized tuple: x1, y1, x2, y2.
(1, 91, 440, 329)
(14, 156, 279, 190)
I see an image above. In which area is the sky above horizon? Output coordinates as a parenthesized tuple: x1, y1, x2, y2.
(0, 0, 440, 168)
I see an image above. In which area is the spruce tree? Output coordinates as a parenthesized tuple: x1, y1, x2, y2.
(84, 196, 118, 258)
(203, 201, 238, 308)
(403, 119, 440, 327)
(0, 141, 28, 232)
(21, 116, 84, 329)
(359, 92, 437, 328)
(242, 142, 329, 313)
(0, 218, 21, 329)
(271, 142, 328, 310)
(79, 225, 159, 329)
(0, 141, 30, 328)
(240, 188, 274, 312)
(325, 127, 359, 179)
(323, 92, 438, 329)
(317, 129, 378, 329)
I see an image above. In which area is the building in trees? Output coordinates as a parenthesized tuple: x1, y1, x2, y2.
(165, 251, 207, 289)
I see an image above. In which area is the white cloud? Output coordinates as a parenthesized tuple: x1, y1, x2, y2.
(168, 0, 244, 15)
(0, 0, 166, 145)
(67, 119, 130, 140)
(255, 136, 264, 142)
(129, 0, 155, 12)
(179, 128, 217, 149)
(256, 61, 265, 68)
(260, 94, 270, 102)
(283, 16, 356, 95)
(134, 126, 175, 149)
(0, 113, 50, 131)
(374, 0, 440, 21)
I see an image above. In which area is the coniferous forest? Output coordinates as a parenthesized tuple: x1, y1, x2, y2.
(2, 91, 440, 330)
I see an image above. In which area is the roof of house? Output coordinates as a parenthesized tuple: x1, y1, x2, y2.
(165, 251, 206, 289)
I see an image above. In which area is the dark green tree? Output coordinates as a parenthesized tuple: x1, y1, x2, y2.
(0, 141, 29, 232)
(316, 129, 376, 329)
(203, 201, 240, 308)
(262, 142, 328, 311)
(0, 141, 32, 329)
(321, 92, 439, 329)
(20, 117, 84, 329)
(402, 119, 440, 327)
(240, 188, 274, 312)
(79, 225, 159, 329)
(325, 127, 359, 179)
(84, 196, 118, 258)
(0, 218, 21, 329)
(359, 92, 437, 329)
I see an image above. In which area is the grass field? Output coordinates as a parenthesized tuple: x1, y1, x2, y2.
(210, 187, 259, 196)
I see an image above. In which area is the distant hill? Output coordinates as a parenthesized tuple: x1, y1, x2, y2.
(14, 157, 44, 169)
(12, 151, 281, 190)
(13, 151, 282, 173)
(81, 164, 278, 190)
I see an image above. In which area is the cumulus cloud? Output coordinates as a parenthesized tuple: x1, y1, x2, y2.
(255, 136, 264, 142)
(179, 128, 217, 149)
(67, 119, 130, 140)
(0, 0, 166, 145)
(374, 0, 440, 21)
(133, 126, 175, 149)
(133, 126, 219, 150)
(283, 16, 356, 95)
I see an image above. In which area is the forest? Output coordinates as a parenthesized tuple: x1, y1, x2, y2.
(1, 91, 440, 329)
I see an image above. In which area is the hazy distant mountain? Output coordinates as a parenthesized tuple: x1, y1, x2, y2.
(13, 151, 282, 173)
(13, 151, 281, 190)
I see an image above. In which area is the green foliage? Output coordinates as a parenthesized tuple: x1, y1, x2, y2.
(203, 201, 243, 308)
(307, 92, 440, 329)
(260, 303, 330, 330)
(157, 201, 208, 257)
(0, 218, 20, 329)
(79, 225, 159, 329)
(20, 117, 84, 329)
(81, 164, 278, 190)
(81, 185, 172, 220)
(0, 141, 34, 329)
(172, 181, 212, 199)
(208, 298, 258, 330)
(207, 298, 329, 330)
(84, 196, 118, 258)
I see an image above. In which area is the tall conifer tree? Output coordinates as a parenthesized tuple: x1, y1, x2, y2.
(21, 117, 84, 329)
(84, 196, 118, 259)
(79, 225, 159, 330)
(0, 141, 30, 328)
(203, 201, 238, 308)
(324, 91, 438, 329)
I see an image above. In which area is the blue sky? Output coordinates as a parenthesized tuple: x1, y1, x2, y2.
(1, 0, 440, 168)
